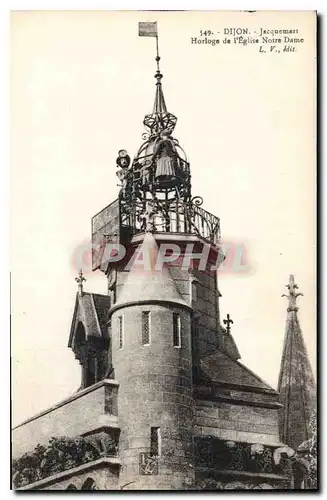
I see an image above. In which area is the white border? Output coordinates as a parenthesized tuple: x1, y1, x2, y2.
(3, 2, 324, 498)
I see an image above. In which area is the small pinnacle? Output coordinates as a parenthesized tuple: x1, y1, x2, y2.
(282, 274, 303, 312)
(75, 269, 86, 296)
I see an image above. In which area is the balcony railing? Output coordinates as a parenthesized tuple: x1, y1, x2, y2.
(92, 198, 220, 270)
(120, 198, 221, 245)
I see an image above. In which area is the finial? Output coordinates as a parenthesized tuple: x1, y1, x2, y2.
(139, 21, 174, 129)
(155, 35, 161, 74)
(282, 274, 303, 312)
(75, 269, 86, 296)
(223, 313, 234, 334)
(152, 28, 167, 114)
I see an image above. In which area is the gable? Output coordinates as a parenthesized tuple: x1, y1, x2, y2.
(68, 293, 111, 348)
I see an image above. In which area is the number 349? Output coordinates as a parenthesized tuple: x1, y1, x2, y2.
(200, 30, 212, 36)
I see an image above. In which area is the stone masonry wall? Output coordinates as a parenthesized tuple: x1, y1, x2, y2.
(12, 381, 119, 459)
(194, 399, 281, 446)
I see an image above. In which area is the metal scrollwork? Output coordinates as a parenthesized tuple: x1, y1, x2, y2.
(191, 196, 204, 207)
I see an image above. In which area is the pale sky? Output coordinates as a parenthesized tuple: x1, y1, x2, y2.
(11, 11, 316, 426)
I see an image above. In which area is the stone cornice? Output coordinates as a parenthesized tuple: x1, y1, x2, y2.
(195, 391, 283, 410)
(109, 298, 193, 316)
(194, 380, 279, 396)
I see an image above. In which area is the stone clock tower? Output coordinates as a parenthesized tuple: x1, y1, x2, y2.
(90, 34, 227, 489)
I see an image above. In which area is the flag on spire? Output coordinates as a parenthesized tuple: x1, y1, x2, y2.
(138, 21, 157, 37)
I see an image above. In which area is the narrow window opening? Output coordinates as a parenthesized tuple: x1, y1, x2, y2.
(191, 279, 198, 303)
(118, 316, 124, 349)
(173, 313, 181, 348)
(142, 311, 151, 345)
(86, 353, 97, 386)
(150, 427, 161, 457)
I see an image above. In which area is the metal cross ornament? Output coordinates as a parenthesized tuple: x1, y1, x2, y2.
(223, 313, 234, 334)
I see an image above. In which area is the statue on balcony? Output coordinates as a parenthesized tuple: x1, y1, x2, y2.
(153, 129, 177, 181)
(140, 159, 152, 190)
(140, 200, 156, 233)
(116, 149, 131, 198)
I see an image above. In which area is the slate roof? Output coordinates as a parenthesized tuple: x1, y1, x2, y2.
(199, 350, 277, 393)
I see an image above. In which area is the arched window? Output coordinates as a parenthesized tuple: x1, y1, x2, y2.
(66, 484, 78, 490)
(82, 478, 98, 490)
(86, 352, 97, 387)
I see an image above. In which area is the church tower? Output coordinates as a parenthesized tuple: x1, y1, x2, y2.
(110, 234, 194, 489)
(277, 275, 316, 451)
(90, 22, 226, 489)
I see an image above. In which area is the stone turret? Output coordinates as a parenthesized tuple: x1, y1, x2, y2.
(110, 234, 195, 489)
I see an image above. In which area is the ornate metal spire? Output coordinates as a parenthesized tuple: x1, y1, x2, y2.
(75, 269, 86, 296)
(282, 274, 303, 312)
(139, 22, 177, 135)
(153, 38, 167, 114)
(91, 22, 221, 262)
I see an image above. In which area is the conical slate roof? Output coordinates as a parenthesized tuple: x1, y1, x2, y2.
(110, 233, 190, 314)
(278, 275, 316, 450)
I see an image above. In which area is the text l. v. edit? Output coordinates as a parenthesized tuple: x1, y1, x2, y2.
(260, 45, 297, 53)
